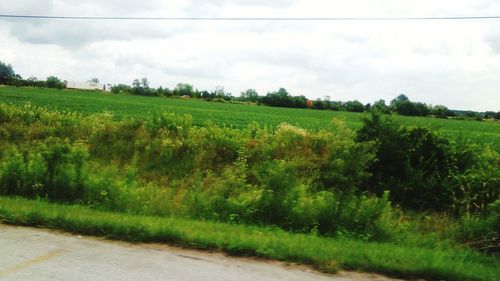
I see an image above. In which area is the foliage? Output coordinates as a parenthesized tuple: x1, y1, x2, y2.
(239, 89, 259, 102)
(0, 102, 392, 240)
(0, 61, 16, 85)
(132, 77, 155, 96)
(1, 102, 497, 252)
(0, 93, 498, 278)
(344, 100, 365, 112)
(111, 83, 131, 94)
(46, 76, 65, 89)
(173, 83, 195, 97)
(356, 112, 499, 213)
(259, 88, 308, 108)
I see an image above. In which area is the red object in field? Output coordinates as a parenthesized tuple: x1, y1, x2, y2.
(306, 100, 313, 108)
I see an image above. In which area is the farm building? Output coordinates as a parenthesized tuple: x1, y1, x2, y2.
(65, 81, 111, 92)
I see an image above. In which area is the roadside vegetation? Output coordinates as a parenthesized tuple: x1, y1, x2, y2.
(0, 100, 498, 280)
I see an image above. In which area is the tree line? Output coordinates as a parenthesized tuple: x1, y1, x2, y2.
(110, 78, 500, 120)
(1, 61, 498, 120)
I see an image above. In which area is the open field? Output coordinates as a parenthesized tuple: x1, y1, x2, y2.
(0, 86, 498, 150)
(1, 197, 498, 281)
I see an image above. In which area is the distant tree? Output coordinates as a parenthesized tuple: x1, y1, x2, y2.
(132, 77, 154, 96)
(345, 100, 365, 112)
(432, 105, 454, 118)
(212, 86, 230, 100)
(390, 94, 421, 116)
(23, 76, 46, 87)
(482, 111, 500, 120)
(0, 61, 16, 85)
(10, 74, 23, 87)
(261, 88, 289, 107)
(292, 95, 308, 108)
(173, 83, 194, 97)
(46, 76, 65, 89)
(163, 87, 173, 97)
(156, 86, 165, 96)
(312, 98, 326, 110)
(260, 88, 307, 108)
(200, 90, 212, 99)
(414, 102, 431, 116)
(240, 89, 259, 102)
(111, 83, 131, 94)
(391, 94, 409, 104)
(371, 99, 390, 113)
(141, 77, 149, 89)
(457, 110, 483, 120)
(322, 96, 332, 110)
(132, 79, 141, 93)
(329, 101, 344, 111)
(87, 78, 100, 84)
(483, 111, 495, 119)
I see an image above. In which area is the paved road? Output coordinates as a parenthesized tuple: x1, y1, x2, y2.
(0, 224, 403, 281)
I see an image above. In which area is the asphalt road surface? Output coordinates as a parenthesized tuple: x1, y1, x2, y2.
(0, 224, 404, 281)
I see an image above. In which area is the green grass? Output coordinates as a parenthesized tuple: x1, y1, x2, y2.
(0, 86, 498, 150)
(0, 196, 498, 281)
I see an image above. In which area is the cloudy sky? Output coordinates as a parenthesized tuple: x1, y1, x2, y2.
(1, 0, 500, 111)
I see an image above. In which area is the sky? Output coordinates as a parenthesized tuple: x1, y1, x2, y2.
(1, 0, 500, 111)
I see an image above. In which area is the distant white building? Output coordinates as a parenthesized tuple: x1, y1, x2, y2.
(65, 81, 111, 92)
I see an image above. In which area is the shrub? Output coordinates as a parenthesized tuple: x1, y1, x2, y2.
(357, 112, 499, 213)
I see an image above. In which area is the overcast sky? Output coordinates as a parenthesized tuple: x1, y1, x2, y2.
(1, 0, 500, 111)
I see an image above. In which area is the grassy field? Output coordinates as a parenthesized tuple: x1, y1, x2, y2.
(1, 196, 498, 281)
(0, 86, 499, 150)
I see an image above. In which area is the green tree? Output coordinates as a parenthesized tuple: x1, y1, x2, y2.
(132, 77, 154, 96)
(345, 100, 365, 112)
(46, 76, 65, 89)
(0, 61, 16, 85)
(173, 83, 194, 97)
(432, 105, 454, 118)
(240, 89, 259, 102)
(312, 98, 326, 110)
(371, 99, 390, 113)
(111, 84, 131, 94)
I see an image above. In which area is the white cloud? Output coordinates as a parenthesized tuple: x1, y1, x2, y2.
(1, 0, 500, 111)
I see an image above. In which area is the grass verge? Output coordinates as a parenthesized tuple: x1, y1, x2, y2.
(0, 196, 498, 281)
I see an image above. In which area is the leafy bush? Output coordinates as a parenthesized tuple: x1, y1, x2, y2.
(357, 112, 499, 213)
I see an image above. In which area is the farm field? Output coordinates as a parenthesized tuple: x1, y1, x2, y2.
(0, 86, 499, 151)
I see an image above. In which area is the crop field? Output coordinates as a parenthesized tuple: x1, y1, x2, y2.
(0, 85, 499, 151)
